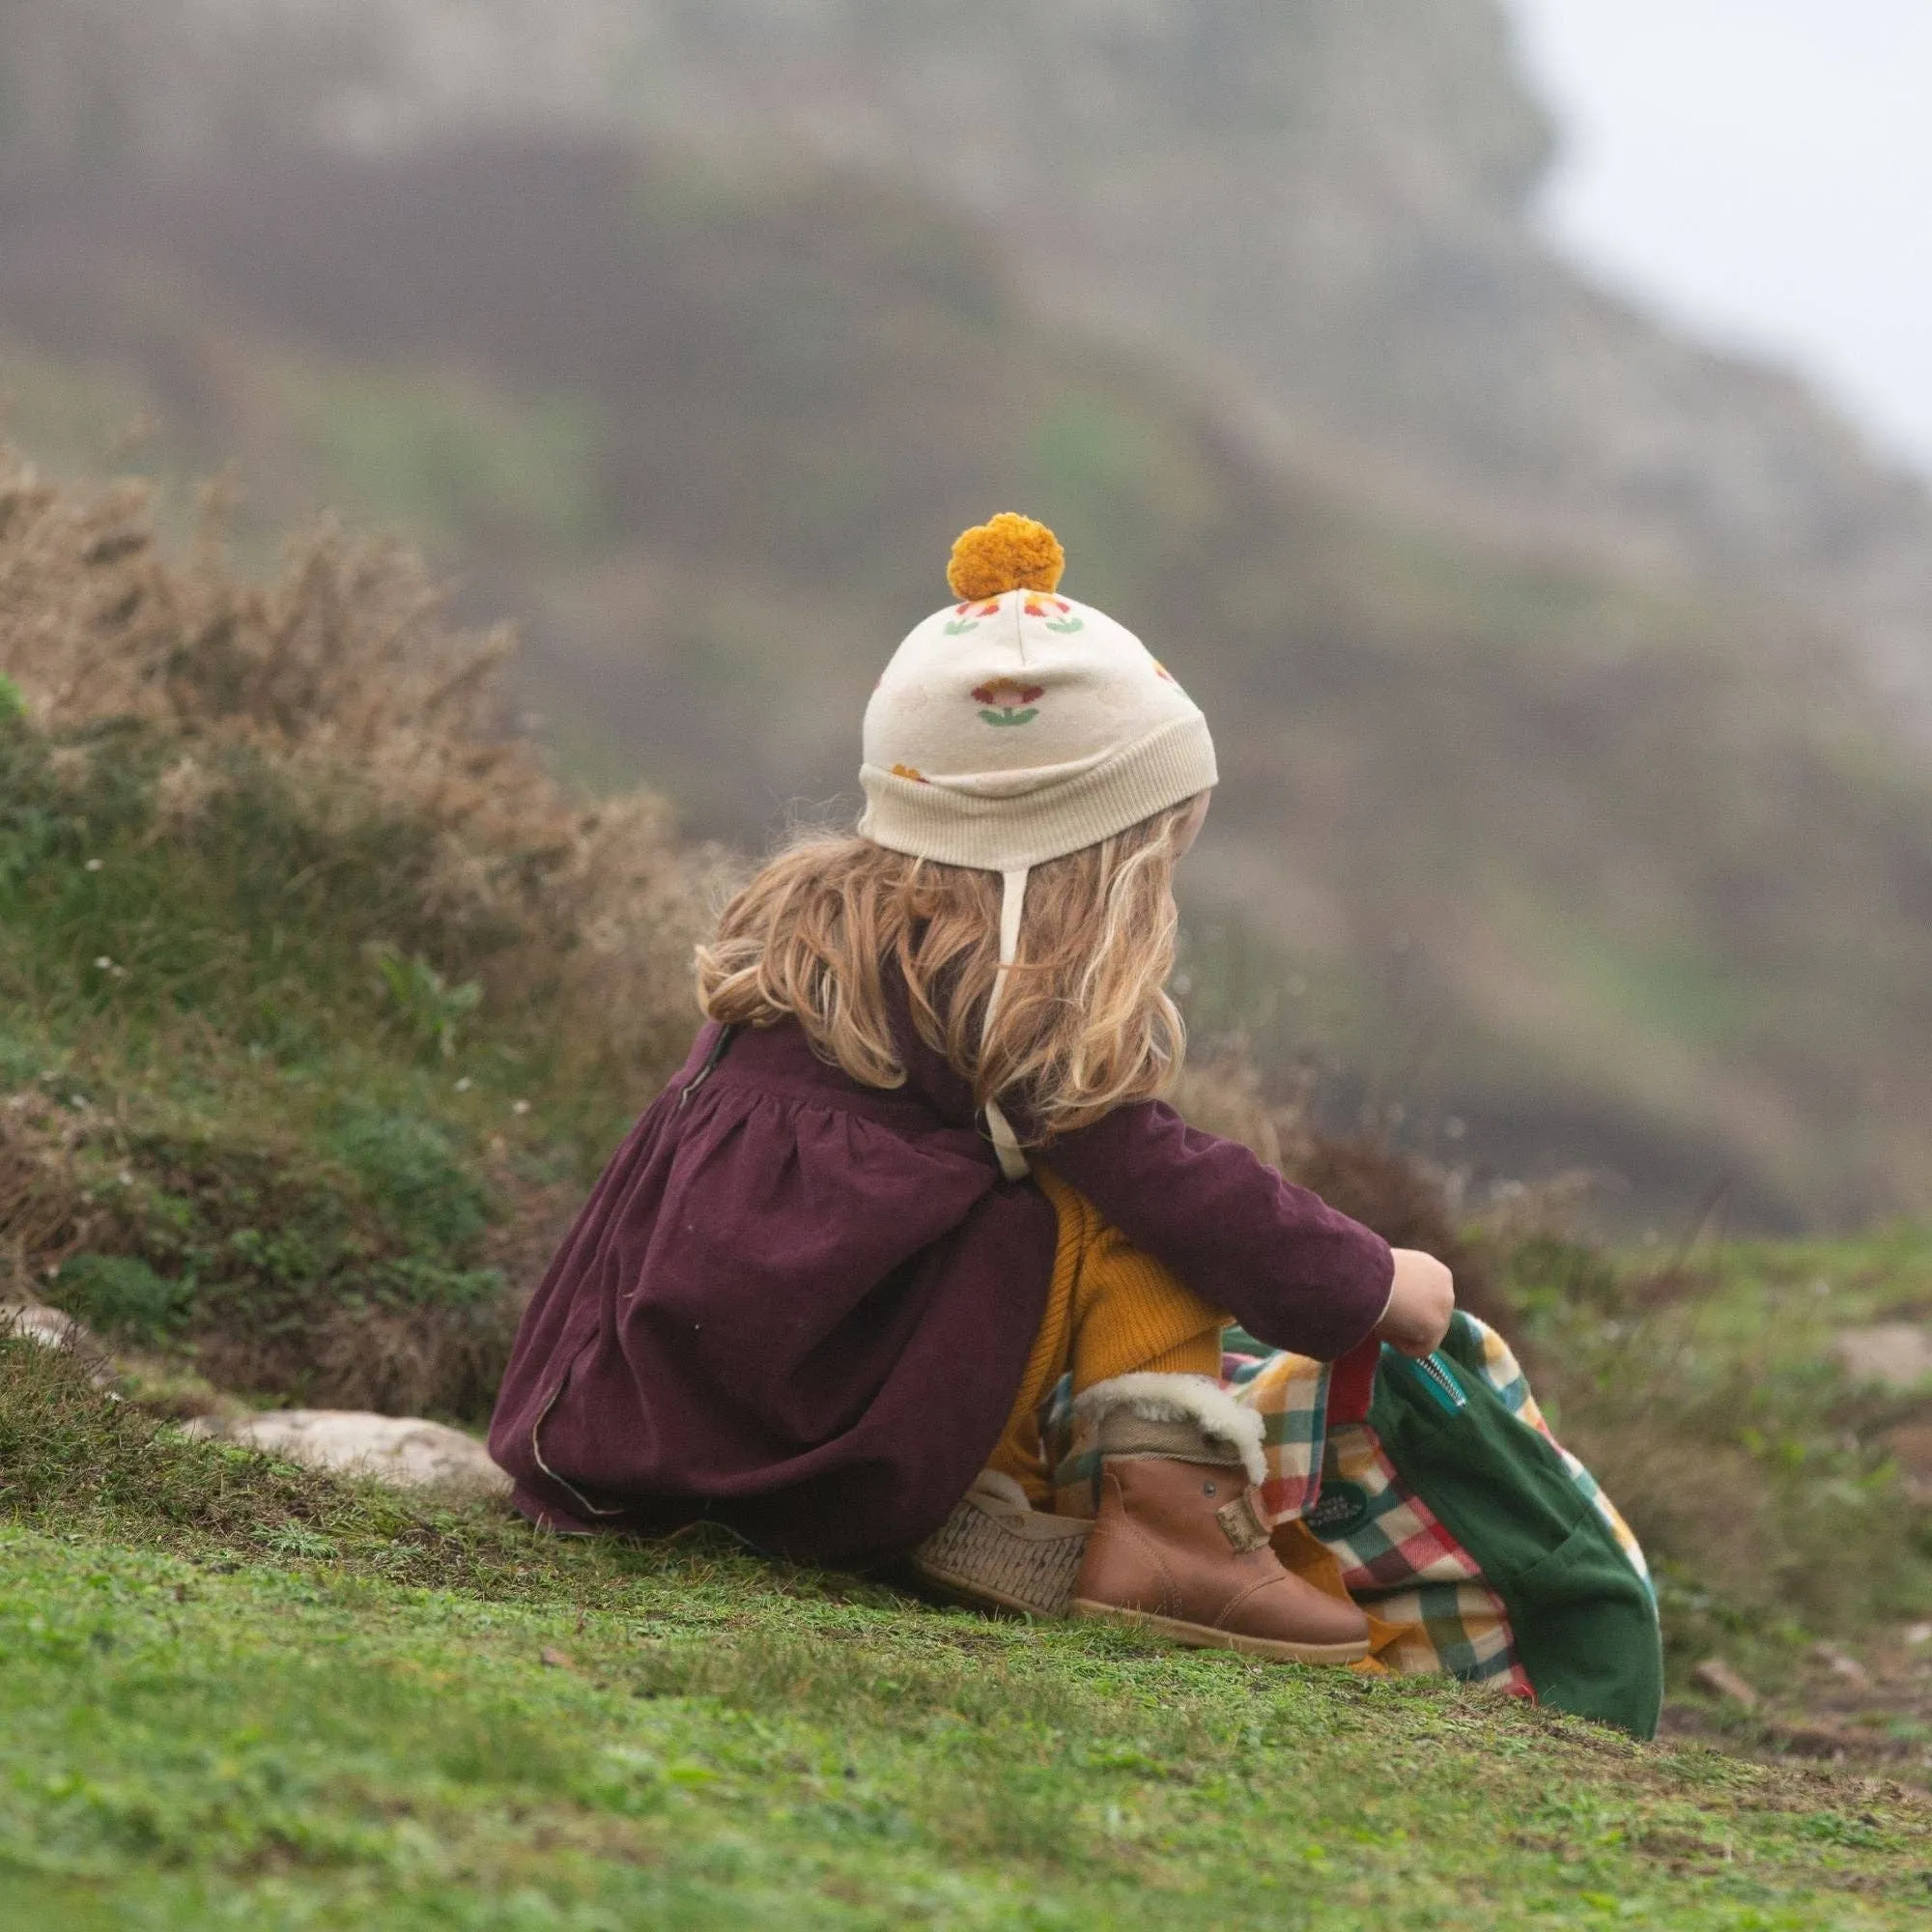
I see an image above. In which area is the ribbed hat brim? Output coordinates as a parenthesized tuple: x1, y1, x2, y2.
(858, 714, 1218, 871)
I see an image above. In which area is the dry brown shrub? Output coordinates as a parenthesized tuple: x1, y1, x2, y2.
(1170, 1040, 1505, 1328)
(185, 1299, 521, 1422)
(0, 447, 708, 1085)
(1167, 1047, 1283, 1167)
(0, 1094, 91, 1299)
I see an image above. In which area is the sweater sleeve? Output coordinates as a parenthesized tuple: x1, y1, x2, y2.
(1038, 1100, 1395, 1361)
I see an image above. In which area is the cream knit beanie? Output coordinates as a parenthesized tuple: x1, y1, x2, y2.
(858, 514, 1218, 1176)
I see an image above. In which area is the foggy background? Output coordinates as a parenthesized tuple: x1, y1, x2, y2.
(1510, 0, 1932, 472)
(3, 0, 1930, 1233)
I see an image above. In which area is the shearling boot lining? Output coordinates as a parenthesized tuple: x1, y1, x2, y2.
(1073, 1372, 1268, 1489)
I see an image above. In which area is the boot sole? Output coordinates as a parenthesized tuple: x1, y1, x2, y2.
(1069, 1600, 1371, 1665)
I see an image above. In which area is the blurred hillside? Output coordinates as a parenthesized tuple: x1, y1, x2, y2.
(3, 3, 1932, 1226)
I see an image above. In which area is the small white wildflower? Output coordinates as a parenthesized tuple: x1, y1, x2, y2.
(84, 858, 103, 872)
(453, 1077, 472, 1094)
(94, 955, 112, 970)
(511, 1098, 530, 1117)
(117, 1169, 133, 1187)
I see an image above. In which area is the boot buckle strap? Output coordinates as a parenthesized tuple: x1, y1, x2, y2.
(1216, 1490, 1271, 1553)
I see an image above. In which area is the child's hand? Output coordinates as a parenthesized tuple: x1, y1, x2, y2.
(1376, 1248, 1456, 1357)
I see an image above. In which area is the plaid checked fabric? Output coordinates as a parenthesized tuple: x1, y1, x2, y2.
(1037, 1315, 1641, 1693)
(1312, 1416, 1530, 1690)
(1224, 1339, 1529, 1690)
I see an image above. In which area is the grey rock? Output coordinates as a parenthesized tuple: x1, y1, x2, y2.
(1832, 1324, 1932, 1391)
(185, 1408, 510, 1496)
(1690, 1659, 1760, 1709)
(1810, 1643, 1871, 1689)
(1, 1301, 115, 1385)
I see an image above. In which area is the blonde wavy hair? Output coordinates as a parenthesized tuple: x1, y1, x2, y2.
(696, 800, 1200, 1139)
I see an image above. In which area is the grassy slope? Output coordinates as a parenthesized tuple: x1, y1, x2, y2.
(0, 494, 702, 1418)
(10, 678, 1928, 1684)
(0, 711, 596, 1418)
(2, 1336, 1929, 1931)
(1504, 1227, 1932, 1757)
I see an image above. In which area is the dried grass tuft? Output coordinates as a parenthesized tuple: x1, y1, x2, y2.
(1170, 1042, 1504, 1326)
(0, 1095, 89, 1299)
(0, 446, 708, 1088)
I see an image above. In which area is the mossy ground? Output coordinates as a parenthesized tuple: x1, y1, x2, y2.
(0, 1347, 1927, 1929)
(4, 1330, 1932, 1929)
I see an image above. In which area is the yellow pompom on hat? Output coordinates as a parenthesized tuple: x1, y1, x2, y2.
(859, 513, 1217, 1175)
(946, 511, 1066, 600)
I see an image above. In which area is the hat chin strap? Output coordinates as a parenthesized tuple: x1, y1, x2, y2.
(980, 867, 1032, 1181)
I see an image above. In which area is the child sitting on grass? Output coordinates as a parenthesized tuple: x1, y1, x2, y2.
(490, 513, 1453, 1663)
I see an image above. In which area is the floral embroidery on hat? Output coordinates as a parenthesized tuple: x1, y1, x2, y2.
(946, 598, 1006, 636)
(972, 677, 1044, 727)
(1022, 591, 1084, 634)
(889, 763, 929, 783)
(1151, 659, 1186, 694)
(1020, 594, 1082, 634)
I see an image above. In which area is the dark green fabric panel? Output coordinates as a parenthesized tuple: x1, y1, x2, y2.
(1368, 1316, 1662, 1738)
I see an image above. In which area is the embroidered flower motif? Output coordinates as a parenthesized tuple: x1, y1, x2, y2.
(1151, 659, 1185, 693)
(972, 677, 1044, 727)
(1022, 593, 1083, 634)
(946, 598, 1006, 636)
(889, 762, 929, 783)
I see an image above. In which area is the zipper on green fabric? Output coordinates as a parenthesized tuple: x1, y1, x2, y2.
(1392, 1349, 1467, 1415)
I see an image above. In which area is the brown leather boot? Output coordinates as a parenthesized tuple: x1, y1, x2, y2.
(1068, 1374, 1370, 1664)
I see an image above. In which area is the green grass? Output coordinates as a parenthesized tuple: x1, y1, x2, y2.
(0, 708, 630, 1415)
(2, 1341, 1929, 1930)
(1505, 1231, 1932, 1661)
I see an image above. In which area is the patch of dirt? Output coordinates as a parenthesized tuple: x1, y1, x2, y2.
(1663, 1635, 1932, 1784)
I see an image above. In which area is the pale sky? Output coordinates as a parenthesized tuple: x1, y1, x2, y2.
(1503, 0, 1932, 475)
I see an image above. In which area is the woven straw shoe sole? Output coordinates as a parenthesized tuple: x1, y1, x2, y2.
(910, 1477, 1093, 1618)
